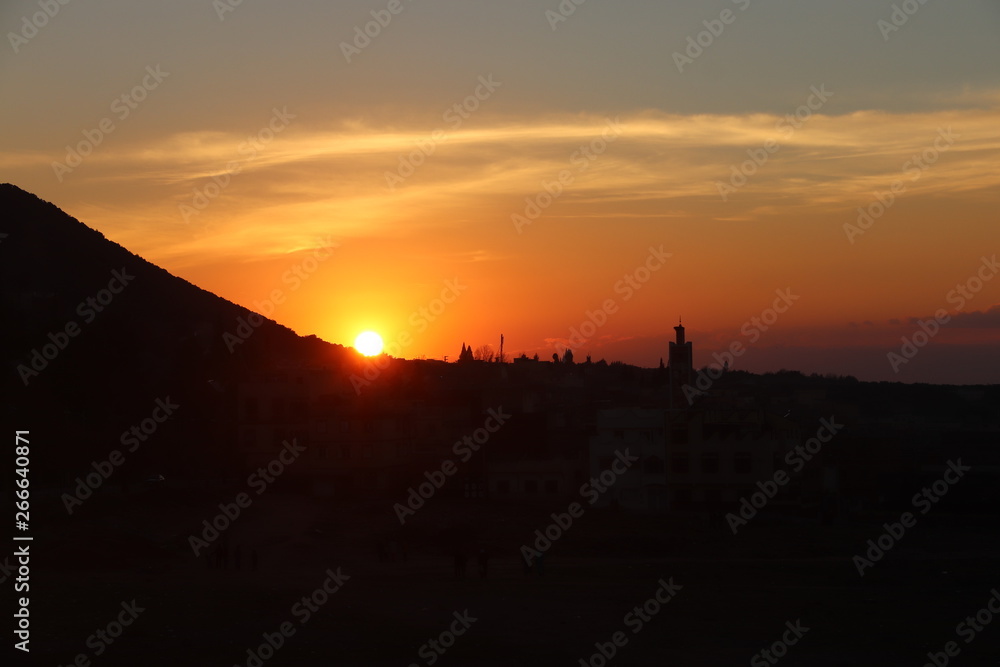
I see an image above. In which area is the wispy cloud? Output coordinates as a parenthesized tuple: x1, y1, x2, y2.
(5, 98, 999, 270)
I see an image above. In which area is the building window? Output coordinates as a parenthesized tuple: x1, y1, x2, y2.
(670, 425, 688, 444)
(671, 453, 689, 473)
(497, 480, 510, 495)
(701, 453, 719, 474)
(674, 488, 692, 508)
(525, 480, 538, 494)
(544, 479, 558, 494)
(598, 457, 613, 472)
(735, 452, 752, 473)
(613, 429, 624, 440)
(644, 456, 664, 474)
(338, 444, 351, 460)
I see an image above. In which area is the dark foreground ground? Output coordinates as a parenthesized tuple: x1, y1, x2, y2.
(18, 484, 1000, 666)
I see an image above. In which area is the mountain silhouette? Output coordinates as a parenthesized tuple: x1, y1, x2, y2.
(0, 183, 348, 477)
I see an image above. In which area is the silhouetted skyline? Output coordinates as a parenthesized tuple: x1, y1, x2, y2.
(3, 5, 1000, 661)
(1, 1, 998, 383)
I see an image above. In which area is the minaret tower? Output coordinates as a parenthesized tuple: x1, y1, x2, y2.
(668, 317, 693, 394)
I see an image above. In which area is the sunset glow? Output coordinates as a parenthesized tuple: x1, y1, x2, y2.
(2, 0, 998, 383)
(6, 2, 1000, 663)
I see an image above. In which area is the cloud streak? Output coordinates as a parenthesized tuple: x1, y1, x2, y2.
(7, 98, 998, 261)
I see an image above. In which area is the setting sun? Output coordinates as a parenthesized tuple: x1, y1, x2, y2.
(354, 330, 384, 356)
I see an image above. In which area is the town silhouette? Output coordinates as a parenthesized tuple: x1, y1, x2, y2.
(3, 183, 999, 665)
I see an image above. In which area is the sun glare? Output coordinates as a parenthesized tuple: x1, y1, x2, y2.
(354, 330, 384, 356)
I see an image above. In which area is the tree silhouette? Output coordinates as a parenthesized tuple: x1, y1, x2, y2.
(562, 349, 574, 364)
(473, 345, 495, 362)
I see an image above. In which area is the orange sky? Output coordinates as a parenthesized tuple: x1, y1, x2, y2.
(2, 0, 998, 382)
